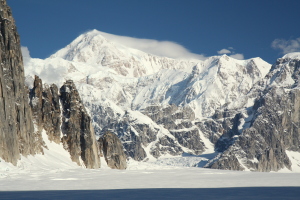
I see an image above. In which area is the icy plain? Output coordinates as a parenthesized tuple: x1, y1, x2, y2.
(1, 135, 300, 199)
(7, 32, 299, 199)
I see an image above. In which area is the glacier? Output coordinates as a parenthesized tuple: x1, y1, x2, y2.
(23, 29, 300, 172)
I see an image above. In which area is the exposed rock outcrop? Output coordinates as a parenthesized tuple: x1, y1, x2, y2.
(29, 76, 101, 169)
(143, 105, 205, 155)
(41, 83, 61, 143)
(60, 80, 100, 168)
(206, 56, 300, 172)
(100, 132, 127, 169)
(92, 103, 206, 161)
(3, 0, 299, 172)
(94, 105, 192, 161)
(30, 75, 61, 143)
(0, 0, 39, 165)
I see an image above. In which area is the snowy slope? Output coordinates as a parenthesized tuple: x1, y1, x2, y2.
(204, 53, 300, 172)
(50, 29, 197, 78)
(25, 30, 271, 118)
(282, 52, 300, 60)
(1, 149, 300, 200)
(128, 55, 268, 114)
(24, 29, 272, 163)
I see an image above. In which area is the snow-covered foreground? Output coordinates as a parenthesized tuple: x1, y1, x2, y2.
(1, 136, 300, 199)
(1, 162, 300, 199)
(1, 166, 300, 200)
(3, 162, 299, 189)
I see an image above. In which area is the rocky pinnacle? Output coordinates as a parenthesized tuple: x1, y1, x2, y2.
(0, 0, 37, 165)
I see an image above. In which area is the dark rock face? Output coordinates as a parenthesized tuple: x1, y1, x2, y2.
(60, 80, 100, 168)
(28, 75, 130, 170)
(90, 103, 206, 161)
(0, 0, 38, 165)
(197, 110, 242, 152)
(93, 105, 187, 161)
(170, 128, 204, 155)
(30, 75, 61, 143)
(142, 105, 205, 155)
(208, 150, 245, 171)
(42, 83, 61, 143)
(206, 58, 300, 172)
(3, 0, 298, 172)
(142, 105, 195, 130)
(100, 132, 127, 169)
(207, 90, 292, 171)
(30, 76, 43, 127)
(29, 76, 101, 169)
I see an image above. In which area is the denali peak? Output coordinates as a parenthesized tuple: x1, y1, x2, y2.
(2, 0, 300, 173)
(24, 29, 287, 171)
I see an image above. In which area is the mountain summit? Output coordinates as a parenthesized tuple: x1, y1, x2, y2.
(25, 29, 295, 171)
(49, 29, 198, 78)
(2, 0, 300, 173)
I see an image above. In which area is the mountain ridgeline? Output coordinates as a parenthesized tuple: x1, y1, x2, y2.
(24, 28, 300, 172)
(205, 55, 300, 171)
(28, 75, 128, 169)
(0, 1, 126, 170)
(1, 0, 300, 172)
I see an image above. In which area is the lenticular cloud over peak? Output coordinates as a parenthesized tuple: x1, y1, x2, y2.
(95, 30, 206, 60)
(217, 48, 231, 54)
(217, 47, 244, 60)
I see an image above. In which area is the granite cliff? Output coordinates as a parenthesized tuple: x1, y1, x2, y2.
(0, 0, 38, 165)
(1, 0, 300, 172)
(23, 26, 300, 172)
(29, 75, 127, 169)
(29, 76, 101, 168)
(100, 131, 127, 169)
(0, 1, 126, 170)
(205, 54, 300, 171)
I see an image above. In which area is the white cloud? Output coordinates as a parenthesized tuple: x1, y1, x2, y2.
(217, 47, 244, 60)
(98, 31, 206, 60)
(21, 46, 31, 65)
(271, 38, 300, 54)
(39, 64, 67, 85)
(217, 48, 231, 54)
(230, 53, 244, 60)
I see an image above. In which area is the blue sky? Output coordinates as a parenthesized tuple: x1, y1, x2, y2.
(7, 0, 300, 63)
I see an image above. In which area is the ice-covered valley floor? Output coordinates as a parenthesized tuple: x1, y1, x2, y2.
(1, 135, 300, 200)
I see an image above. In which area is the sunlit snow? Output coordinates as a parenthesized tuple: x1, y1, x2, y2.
(1, 143, 300, 199)
(11, 30, 300, 199)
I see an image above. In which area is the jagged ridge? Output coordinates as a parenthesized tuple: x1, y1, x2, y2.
(16, 15, 300, 171)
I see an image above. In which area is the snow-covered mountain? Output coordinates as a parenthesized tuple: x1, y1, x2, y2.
(24, 30, 272, 164)
(204, 53, 300, 171)
(25, 30, 271, 118)
(23, 29, 300, 172)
